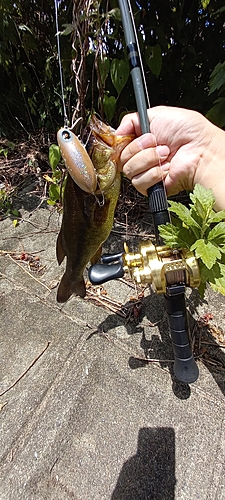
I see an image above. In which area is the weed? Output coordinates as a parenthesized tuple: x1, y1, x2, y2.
(46, 144, 66, 206)
(159, 184, 225, 296)
(0, 188, 20, 226)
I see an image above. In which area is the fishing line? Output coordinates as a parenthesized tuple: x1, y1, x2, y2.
(127, 0, 150, 110)
(125, 0, 170, 215)
(54, 0, 69, 127)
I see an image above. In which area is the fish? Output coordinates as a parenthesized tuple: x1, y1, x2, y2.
(56, 115, 134, 302)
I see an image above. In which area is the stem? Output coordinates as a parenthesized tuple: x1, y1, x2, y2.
(200, 208, 211, 239)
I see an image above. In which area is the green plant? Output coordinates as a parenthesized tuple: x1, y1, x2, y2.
(158, 184, 225, 297)
(1, 1, 225, 136)
(206, 61, 225, 127)
(0, 141, 14, 158)
(46, 144, 66, 206)
(0, 187, 19, 226)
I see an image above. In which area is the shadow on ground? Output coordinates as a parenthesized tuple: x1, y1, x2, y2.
(111, 427, 176, 500)
(87, 289, 225, 400)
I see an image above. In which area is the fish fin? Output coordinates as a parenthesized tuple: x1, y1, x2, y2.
(56, 229, 66, 265)
(90, 246, 102, 265)
(57, 273, 86, 302)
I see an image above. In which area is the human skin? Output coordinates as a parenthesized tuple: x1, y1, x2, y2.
(116, 106, 225, 211)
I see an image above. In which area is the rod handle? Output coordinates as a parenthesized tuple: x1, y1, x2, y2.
(164, 287, 199, 384)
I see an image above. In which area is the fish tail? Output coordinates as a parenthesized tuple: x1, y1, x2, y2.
(56, 229, 66, 265)
(57, 272, 86, 302)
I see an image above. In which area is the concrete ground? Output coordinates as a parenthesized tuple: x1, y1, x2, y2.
(0, 187, 224, 500)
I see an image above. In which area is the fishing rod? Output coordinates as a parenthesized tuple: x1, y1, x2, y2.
(89, 0, 200, 384)
(118, 0, 170, 244)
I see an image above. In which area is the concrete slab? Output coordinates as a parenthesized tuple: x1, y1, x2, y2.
(0, 195, 224, 500)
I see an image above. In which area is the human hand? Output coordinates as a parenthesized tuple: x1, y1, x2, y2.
(116, 106, 224, 210)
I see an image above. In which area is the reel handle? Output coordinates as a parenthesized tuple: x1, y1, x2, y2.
(88, 253, 124, 285)
(164, 285, 199, 384)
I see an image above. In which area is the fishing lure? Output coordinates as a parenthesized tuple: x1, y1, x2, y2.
(57, 127, 97, 194)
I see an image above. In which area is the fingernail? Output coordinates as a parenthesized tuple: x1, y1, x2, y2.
(156, 145, 170, 158)
(137, 133, 155, 149)
(161, 162, 170, 172)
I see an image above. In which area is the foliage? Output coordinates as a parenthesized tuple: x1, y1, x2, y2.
(0, 0, 73, 136)
(206, 61, 225, 127)
(0, 141, 14, 158)
(159, 184, 225, 297)
(0, 188, 20, 226)
(0, 0, 224, 138)
(45, 144, 66, 206)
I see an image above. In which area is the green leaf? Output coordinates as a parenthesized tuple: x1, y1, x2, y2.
(208, 210, 225, 223)
(98, 56, 110, 85)
(190, 239, 221, 269)
(49, 183, 60, 202)
(189, 183, 215, 216)
(212, 6, 225, 18)
(204, 262, 225, 296)
(208, 222, 225, 245)
(110, 59, 129, 96)
(211, 281, 225, 296)
(199, 260, 222, 282)
(145, 45, 162, 77)
(189, 199, 206, 224)
(206, 98, 225, 128)
(208, 62, 225, 95)
(201, 0, 211, 9)
(103, 95, 117, 122)
(168, 201, 201, 232)
(159, 223, 194, 248)
(197, 260, 222, 297)
(211, 267, 225, 294)
(52, 170, 62, 182)
(49, 144, 61, 171)
(47, 199, 56, 206)
(61, 24, 75, 36)
(11, 209, 19, 216)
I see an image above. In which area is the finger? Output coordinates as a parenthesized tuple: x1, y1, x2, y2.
(120, 133, 156, 164)
(117, 133, 155, 171)
(121, 144, 170, 178)
(116, 112, 142, 136)
(131, 164, 170, 196)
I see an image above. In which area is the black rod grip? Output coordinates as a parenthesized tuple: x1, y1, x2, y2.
(148, 182, 170, 245)
(164, 289, 199, 384)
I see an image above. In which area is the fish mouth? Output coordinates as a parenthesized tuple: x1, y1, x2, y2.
(87, 114, 135, 154)
(84, 115, 134, 194)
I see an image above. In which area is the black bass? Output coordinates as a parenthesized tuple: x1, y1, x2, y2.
(56, 116, 133, 302)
